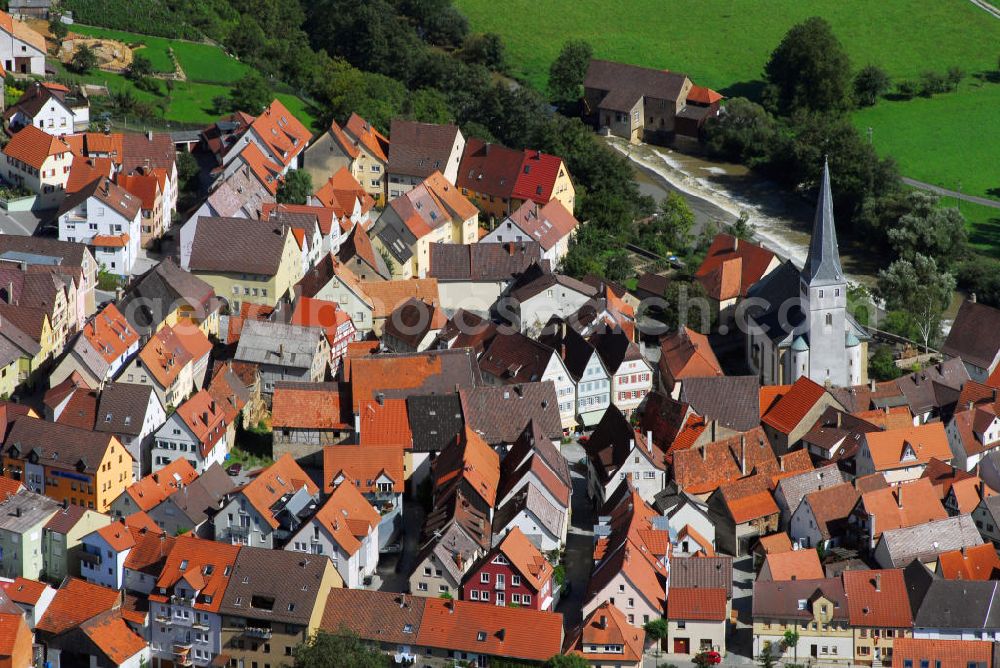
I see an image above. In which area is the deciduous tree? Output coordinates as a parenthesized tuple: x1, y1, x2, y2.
(277, 170, 313, 205)
(293, 629, 388, 668)
(876, 253, 956, 353)
(548, 40, 593, 105)
(853, 64, 890, 106)
(763, 17, 853, 115)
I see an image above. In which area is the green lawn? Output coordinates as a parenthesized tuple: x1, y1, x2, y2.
(456, 0, 1000, 209)
(853, 80, 1000, 203)
(69, 24, 253, 83)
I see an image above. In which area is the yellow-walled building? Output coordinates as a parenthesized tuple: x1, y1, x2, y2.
(2, 417, 133, 512)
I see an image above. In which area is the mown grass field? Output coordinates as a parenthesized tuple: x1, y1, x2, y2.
(456, 0, 1000, 207)
(69, 24, 253, 83)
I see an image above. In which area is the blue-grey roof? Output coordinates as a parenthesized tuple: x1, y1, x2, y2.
(846, 331, 860, 347)
(801, 160, 844, 287)
(791, 336, 809, 351)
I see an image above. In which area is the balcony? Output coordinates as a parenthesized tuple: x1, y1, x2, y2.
(494, 581, 505, 591)
(244, 627, 272, 639)
(173, 643, 193, 666)
(228, 525, 250, 541)
(171, 594, 196, 607)
(155, 614, 171, 624)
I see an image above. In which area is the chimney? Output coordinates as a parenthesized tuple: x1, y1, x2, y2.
(740, 434, 747, 475)
(972, 292, 977, 303)
(733, 236, 739, 251)
(599, 615, 607, 629)
(896, 485, 903, 508)
(146, 130, 153, 141)
(15, 507, 20, 517)
(874, 573, 882, 592)
(837, 411, 842, 428)
(376, 392, 385, 406)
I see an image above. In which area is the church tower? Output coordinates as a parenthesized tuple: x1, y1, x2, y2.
(800, 159, 848, 386)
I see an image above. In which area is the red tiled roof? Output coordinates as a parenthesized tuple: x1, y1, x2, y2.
(936, 543, 1000, 580)
(843, 568, 913, 628)
(262, 202, 337, 237)
(0, 577, 47, 605)
(345, 112, 389, 163)
(666, 587, 727, 621)
(96, 521, 136, 552)
(858, 477, 948, 538)
(567, 602, 644, 664)
(312, 481, 380, 557)
(659, 327, 723, 386)
(313, 167, 375, 216)
(762, 377, 828, 434)
(757, 533, 793, 555)
(80, 613, 147, 664)
(727, 489, 779, 523)
(687, 85, 723, 105)
(138, 324, 196, 389)
(695, 233, 775, 299)
(81, 303, 138, 365)
(494, 526, 553, 592)
(512, 149, 567, 205)
(174, 389, 227, 457)
(290, 296, 354, 348)
(248, 99, 310, 169)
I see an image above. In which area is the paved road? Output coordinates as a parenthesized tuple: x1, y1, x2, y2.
(902, 177, 1000, 209)
(968, 0, 1000, 18)
(557, 441, 594, 632)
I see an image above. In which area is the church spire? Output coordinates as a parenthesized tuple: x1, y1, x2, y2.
(802, 158, 844, 286)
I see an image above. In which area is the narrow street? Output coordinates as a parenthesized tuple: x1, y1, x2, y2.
(557, 441, 594, 632)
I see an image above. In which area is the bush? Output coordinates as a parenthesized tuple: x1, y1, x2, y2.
(69, 44, 98, 74)
(918, 70, 948, 97)
(869, 345, 902, 381)
(895, 79, 918, 99)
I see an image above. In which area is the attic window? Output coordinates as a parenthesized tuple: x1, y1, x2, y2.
(105, 414, 112, 422)
(234, 596, 242, 606)
(124, 416, 131, 426)
(224, 566, 232, 576)
(797, 599, 807, 610)
(287, 603, 295, 612)
(179, 560, 188, 571)
(251, 595, 275, 611)
(477, 631, 487, 642)
(403, 624, 414, 634)
(204, 565, 214, 575)
(242, 576, 250, 584)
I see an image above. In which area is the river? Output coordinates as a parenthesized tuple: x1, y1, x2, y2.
(611, 137, 881, 286)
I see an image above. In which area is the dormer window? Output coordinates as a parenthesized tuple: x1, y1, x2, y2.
(179, 559, 188, 571)
(797, 599, 807, 610)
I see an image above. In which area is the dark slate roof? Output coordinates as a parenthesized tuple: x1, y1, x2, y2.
(913, 579, 1000, 629)
(188, 217, 291, 275)
(218, 546, 331, 624)
(492, 483, 564, 540)
(942, 300, 1000, 370)
(479, 332, 558, 384)
(538, 320, 601, 381)
(431, 310, 499, 355)
(895, 358, 969, 416)
(744, 260, 804, 343)
(121, 258, 217, 332)
(336, 224, 390, 280)
(584, 59, 689, 111)
(459, 383, 563, 445)
(388, 120, 461, 179)
(509, 272, 597, 303)
(753, 578, 848, 620)
(94, 383, 158, 437)
(801, 161, 844, 288)
(427, 242, 545, 282)
(668, 556, 734, 598)
(372, 209, 416, 264)
(588, 327, 643, 374)
(679, 375, 760, 432)
(5, 416, 117, 474)
(406, 393, 465, 453)
(166, 463, 235, 526)
(499, 419, 571, 490)
(0, 235, 89, 268)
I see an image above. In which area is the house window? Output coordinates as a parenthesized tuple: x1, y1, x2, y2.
(481, 573, 489, 583)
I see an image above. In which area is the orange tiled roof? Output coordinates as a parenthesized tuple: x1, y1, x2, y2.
(151, 535, 240, 613)
(757, 533, 793, 554)
(0, 612, 29, 661)
(416, 597, 563, 663)
(495, 527, 553, 592)
(95, 521, 136, 552)
(865, 422, 952, 472)
(138, 324, 195, 389)
(270, 383, 349, 430)
(358, 398, 413, 448)
(677, 523, 715, 557)
(858, 477, 948, 538)
(80, 613, 147, 664)
(763, 547, 823, 581)
(345, 112, 389, 163)
(433, 427, 500, 507)
(248, 98, 310, 169)
(568, 602, 644, 663)
(312, 480, 380, 557)
(759, 384, 792, 416)
(0, 576, 47, 605)
(892, 638, 993, 668)
(323, 444, 405, 495)
(361, 278, 440, 320)
(672, 427, 775, 495)
(726, 489, 778, 523)
(659, 327, 723, 386)
(240, 454, 319, 529)
(90, 233, 130, 248)
(81, 303, 138, 365)
(290, 296, 354, 348)
(666, 587, 727, 621)
(313, 166, 375, 216)
(762, 376, 828, 434)
(124, 510, 163, 534)
(3, 124, 69, 169)
(174, 389, 227, 456)
(936, 543, 1000, 580)
(36, 577, 120, 635)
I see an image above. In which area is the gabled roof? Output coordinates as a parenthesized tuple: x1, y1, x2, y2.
(245, 98, 310, 169)
(891, 638, 994, 668)
(358, 397, 413, 447)
(763, 548, 823, 581)
(493, 483, 564, 541)
(864, 422, 952, 471)
(680, 375, 760, 432)
(35, 577, 120, 636)
(3, 124, 70, 169)
(585, 406, 664, 485)
(388, 119, 462, 179)
(432, 428, 500, 507)
(762, 376, 831, 434)
(753, 577, 848, 620)
(460, 383, 563, 445)
(5, 417, 125, 474)
(323, 444, 404, 495)
(659, 327, 722, 386)
(503, 199, 578, 251)
(361, 277, 440, 320)
(942, 300, 1000, 370)
(857, 477, 948, 538)
(416, 597, 563, 663)
(344, 112, 389, 162)
(122, 458, 199, 512)
(151, 535, 240, 613)
(585, 59, 690, 110)
(567, 602, 644, 664)
(349, 348, 478, 412)
(270, 382, 349, 430)
(936, 543, 1000, 581)
(236, 454, 319, 530)
(234, 320, 326, 369)
(488, 526, 553, 592)
(320, 589, 426, 646)
(666, 587, 728, 621)
(695, 233, 776, 299)
(383, 297, 447, 349)
(312, 166, 375, 218)
(263, 202, 337, 238)
(877, 514, 983, 567)
(188, 216, 293, 276)
(79, 611, 147, 664)
(775, 464, 848, 516)
(336, 222, 389, 278)
(79, 303, 138, 365)
(137, 323, 196, 389)
(842, 568, 913, 628)
(669, 555, 734, 597)
(219, 549, 331, 625)
(406, 393, 465, 453)
(428, 241, 543, 282)
(311, 481, 380, 557)
(803, 482, 859, 541)
(672, 427, 773, 495)
(479, 331, 560, 385)
(174, 389, 227, 456)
